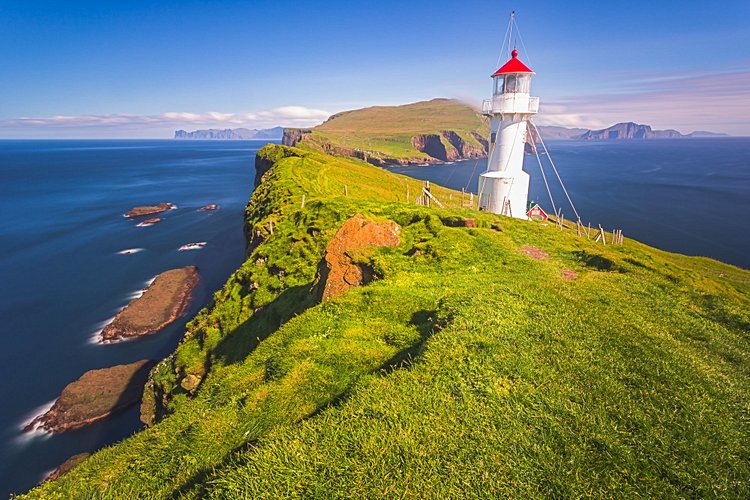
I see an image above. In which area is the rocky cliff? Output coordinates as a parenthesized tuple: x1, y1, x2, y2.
(579, 122, 689, 140)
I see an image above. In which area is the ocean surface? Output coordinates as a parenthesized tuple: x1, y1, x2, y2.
(0, 137, 748, 495)
(386, 138, 750, 270)
(0, 140, 266, 496)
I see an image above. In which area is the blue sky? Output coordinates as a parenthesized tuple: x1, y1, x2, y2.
(1, 0, 748, 137)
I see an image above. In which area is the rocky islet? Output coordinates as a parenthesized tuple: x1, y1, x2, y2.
(24, 360, 154, 434)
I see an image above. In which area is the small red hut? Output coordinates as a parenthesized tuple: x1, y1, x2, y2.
(526, 203, 548, 221)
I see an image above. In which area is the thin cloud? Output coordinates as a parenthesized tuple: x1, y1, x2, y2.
(535, 69, 750, 135)
(0, 106, 332, 130)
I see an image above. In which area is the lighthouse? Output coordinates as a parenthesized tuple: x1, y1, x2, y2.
(478, 48, 539, 218)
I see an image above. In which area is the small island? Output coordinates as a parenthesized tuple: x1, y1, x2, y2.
(24, 360, 153, 433)
(124, 202, 175, 218)
(100, 266, 199, 342)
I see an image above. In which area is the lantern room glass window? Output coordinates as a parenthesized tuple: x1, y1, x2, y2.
(504, 74, 531, 94)
(493, 76, 504, 95)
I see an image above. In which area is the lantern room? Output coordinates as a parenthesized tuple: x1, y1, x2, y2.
(492, 49, 534, 96)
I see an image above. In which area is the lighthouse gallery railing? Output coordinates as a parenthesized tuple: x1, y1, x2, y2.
(482, 95, 539, 114)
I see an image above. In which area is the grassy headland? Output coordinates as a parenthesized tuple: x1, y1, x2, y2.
(285, 98, 489, 164)
(24, 144, 749, 498)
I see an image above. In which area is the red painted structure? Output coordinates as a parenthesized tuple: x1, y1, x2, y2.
(526, 203, 548, 221)
(491, 48, 534, 76)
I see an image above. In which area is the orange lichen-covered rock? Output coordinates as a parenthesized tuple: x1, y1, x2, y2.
(315, 214, 400, 301)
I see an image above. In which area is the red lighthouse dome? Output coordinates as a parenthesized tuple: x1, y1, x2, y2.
(491, 49, 534, 76)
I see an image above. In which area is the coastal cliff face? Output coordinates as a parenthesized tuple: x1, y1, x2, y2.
(285, 127, 488, 165)
(281, 128, 312, 147)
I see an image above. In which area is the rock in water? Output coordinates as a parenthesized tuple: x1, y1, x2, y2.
(199, 204, 219, 211)
(25, 360, 154, 433)
(315, 214, 400, 301)
(45, 453, 91, 482)
(136, 218, 162, 227)
(101, 266, 199, 342)
(124, 202, 175, 218)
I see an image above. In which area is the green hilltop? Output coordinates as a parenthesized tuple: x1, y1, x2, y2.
(25, 144, 750, 498)
(285, 98, 490, 164)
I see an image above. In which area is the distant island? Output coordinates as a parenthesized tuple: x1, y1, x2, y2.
(571, 122, 729, 140)
(283, 98, 489, 166)
(174, 126, 284, 140)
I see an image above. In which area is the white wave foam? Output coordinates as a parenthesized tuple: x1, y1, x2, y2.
(116, 248, 144, 255)
(14, 399, 56, 445)
(178, 242, 206, 251)
(136, 221, 156, 227)
(88, 315, 116, 344)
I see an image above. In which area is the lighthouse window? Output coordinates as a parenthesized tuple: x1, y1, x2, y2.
(505, 75, 518, 93)
(504, 74, 530, 94)
(494, 77, 504, 95)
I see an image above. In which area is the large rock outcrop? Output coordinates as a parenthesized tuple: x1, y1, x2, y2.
(315, 214, 400, 302)
(25, 360, 154, 433)
(100, 267, 199, 342)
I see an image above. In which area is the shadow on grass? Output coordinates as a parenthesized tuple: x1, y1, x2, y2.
(212, 284, 318, 365)
(171, 308, 450, 497)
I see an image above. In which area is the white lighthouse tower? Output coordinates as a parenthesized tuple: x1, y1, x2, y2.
(478, 48, 539, 218)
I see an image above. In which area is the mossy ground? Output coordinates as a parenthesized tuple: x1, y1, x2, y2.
(25, 145, 750, 498)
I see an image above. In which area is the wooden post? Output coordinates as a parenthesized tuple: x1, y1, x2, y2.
(576, 219, 581, 237)
(470, 192, 474, 209)
(268, 220, 273, 235)
(587, 222, 591, 239)
(301, 194, 305, 209)
(422, 187, 445, 208)
(599, 225, 606, 245)
(424, 181, 430, 208)
(344, 184, 348, 197)
(461, 188, 465, 208)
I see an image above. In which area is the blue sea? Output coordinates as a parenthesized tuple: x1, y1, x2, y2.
(0, 140, 267, 496)
(0, 137, 748, 495)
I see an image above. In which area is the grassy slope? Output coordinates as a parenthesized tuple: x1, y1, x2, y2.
(305, 98, 489, 160)
(26, 145, 749, 498)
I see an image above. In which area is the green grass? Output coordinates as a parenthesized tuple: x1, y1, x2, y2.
(295, 98, 489, 161)
(24, 145, 750, 498)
